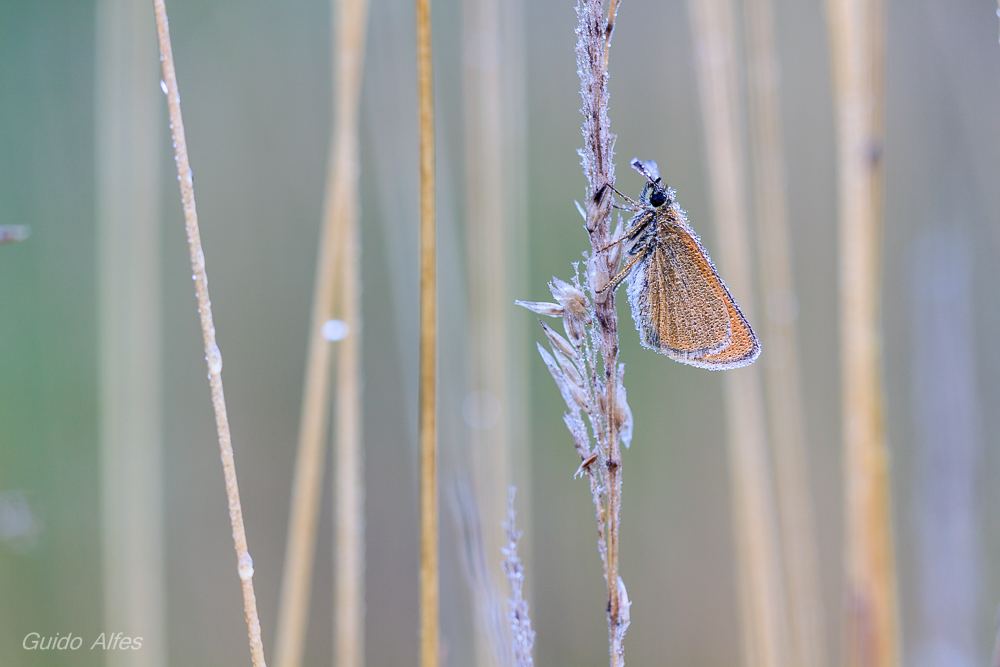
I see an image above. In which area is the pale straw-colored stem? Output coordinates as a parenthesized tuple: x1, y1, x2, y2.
(97, 1, 166, 665)
(331, 0, 369, 664)
(825, 0, 898, 665)
(461, 0, 528, 659)
(416, 0, 439, 663)
(334, 212, 364, 667)
(273, 0, 370, 663)
(332, 39, 367, 661)
(686, 1, 791, 666)
(741, 0, 826, 664)
(152, 3, 266, 666)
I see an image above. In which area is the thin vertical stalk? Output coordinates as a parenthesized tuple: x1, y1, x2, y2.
(462, 0, 508, 604)
(416, 0, 439, 663)
(461, 0, 527, 660)
(575, 0, 627, 663)
(334, 209, 364, 667)
(152, 3, 266, 666)
(331, 0, 369, 665)
(273, 0, 369, 662)
(825, 0, 898, 665)
(686, 1, 791, 666)
(741, 0, 826, 664)
(96, 1, 165, 665)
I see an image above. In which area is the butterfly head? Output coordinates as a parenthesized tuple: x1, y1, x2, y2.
(630, 158, 674, 210)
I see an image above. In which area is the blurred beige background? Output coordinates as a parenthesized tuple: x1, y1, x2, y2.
(1, 0, 1000, 666)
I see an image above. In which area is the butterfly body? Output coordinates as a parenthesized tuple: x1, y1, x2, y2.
(608, 159, 760, 370)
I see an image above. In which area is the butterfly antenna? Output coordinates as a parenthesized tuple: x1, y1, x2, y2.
(629, 157, 660, 183)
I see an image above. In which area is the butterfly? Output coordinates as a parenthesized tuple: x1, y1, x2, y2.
(600, 158, 760, 370)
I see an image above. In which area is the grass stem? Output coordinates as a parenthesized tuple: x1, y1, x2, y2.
(96, 0, 166, 663)
(574, 0, 627, 662)
(273, 0, 370, 663)
(741, 0, 827, 663)
(416, 0, 439, 662)
(825, 0, 898, 664)
(461, 0, 529, 658)
(686, 0, 791, 665)
(152, 2, 267, 665)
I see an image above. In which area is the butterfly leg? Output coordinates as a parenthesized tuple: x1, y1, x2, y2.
(609, 184, 641, 209)
(597, 247, 648, 295)
(596, 212, 654, 254)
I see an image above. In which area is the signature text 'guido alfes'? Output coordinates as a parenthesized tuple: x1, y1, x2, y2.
(22, 632, 143, 651)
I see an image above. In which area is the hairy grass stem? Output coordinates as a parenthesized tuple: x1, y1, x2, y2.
(152, 2, 266, 665)
(502, 488, 535, 667)
(576, 0, 627, 658)
(517, 0, 632, 663)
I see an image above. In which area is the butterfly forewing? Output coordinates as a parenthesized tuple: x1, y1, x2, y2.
(612, 158, 760, 371)
(625, 226, 731, 360)
(687, 289, 759, 369)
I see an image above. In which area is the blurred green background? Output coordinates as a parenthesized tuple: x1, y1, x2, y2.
(2, 0, 1000, 666)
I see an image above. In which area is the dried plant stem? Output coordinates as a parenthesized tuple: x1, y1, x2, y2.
(97, 1, 166, 665)
(416, 0, 439, 663)
(825, 0, 898, 665)
(687, 1, 791, 666)
(331, 0, 369, 665)
(741, 0, 826, 665)
(273, 0, 370, 663)
(502, 488, 535, 667)
(334, 215, 364, 667)
(575, 0, 627, 663)
(461, 0, 528, 659)
(152, 3, 266, 666)
(96, 1, 166, 664)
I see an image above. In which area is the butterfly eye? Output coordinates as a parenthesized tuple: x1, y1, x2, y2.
(650, 189, 667, 207)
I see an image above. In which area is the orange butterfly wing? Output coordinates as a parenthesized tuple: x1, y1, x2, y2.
(624, 219, 759, 370)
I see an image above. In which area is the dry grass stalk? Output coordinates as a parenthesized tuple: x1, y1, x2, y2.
(451, 480, 510, 666)
(576, 0, 627, 661)
(825, 0, 898, 664)
(461, 0, 528, 660)
(516, 0, 631, 663)
(416, 0, 439, 662)
(462, 0, 509, 638)
(741, 0, 826, 664)
(273, 0, 370, 663)
(333, 174, 365, 667)
(452, 483, 535, 667)
(152, 2, 266, 665)
(686, 0, 791, 665)
(96, 0, 166, 664)
(330, 0, 369, 664)
(501, 488, 535, 667)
